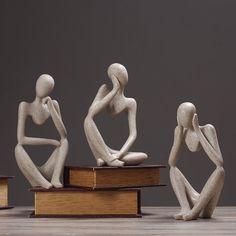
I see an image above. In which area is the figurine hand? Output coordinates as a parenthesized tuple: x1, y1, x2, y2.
(42, 96, 52, 104)
(111, 75, 120, 89)
(174, 125, 184, 139)
(100, 84, 109, 94)
(177, 116, 182, 127)
(192, 114, 200, 132)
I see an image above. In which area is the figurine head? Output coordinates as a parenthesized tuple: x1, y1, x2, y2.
(107, 63, 128, 87)
(36, 74, 55, 98)
(177, 102, 196, 128)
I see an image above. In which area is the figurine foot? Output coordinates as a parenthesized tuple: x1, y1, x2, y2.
(183, 212, 198, 221)
(51, 180, 63, 188)
(174, 212, 185, 220)
(34, 182, 53, 189)
(97, 158, 106, 167)
(108, 159, 124, 167)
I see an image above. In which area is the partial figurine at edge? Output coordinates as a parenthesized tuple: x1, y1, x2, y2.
(15, 75, 68, 189)
(84, 63, 148, 167)
(168, 102, 225, 221)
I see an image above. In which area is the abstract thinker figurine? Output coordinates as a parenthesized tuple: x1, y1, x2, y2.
(84, 63, 148, 167)
(169, 102, 225, 221)
(15, 74, 68, 189)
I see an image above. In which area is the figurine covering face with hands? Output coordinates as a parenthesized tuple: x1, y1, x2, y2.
(169, 102, 225, 221)
(15, 74, 68, 189)
(84, 63, 148, 167)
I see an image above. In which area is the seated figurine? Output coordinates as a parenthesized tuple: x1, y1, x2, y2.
(168, 102, 225, 221)
(15, 74, 68, 189)
(84, 63, 148, 167)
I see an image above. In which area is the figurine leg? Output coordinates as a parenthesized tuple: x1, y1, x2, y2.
(15, 144, 52, 189)
(183, 167, 225, 221)
(199, 188, 222, 218)
(84, 118, 124, 167)
(120, 152, 148, 165)
(51, 139, 69, 188)
(39, 147, 60, 181)
(108, 148, 147, 165)
(170, 167, 199, 220)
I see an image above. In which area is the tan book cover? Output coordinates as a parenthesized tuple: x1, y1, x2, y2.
(31, 188, 141, 217)
(64, 165, 165, 189)
(0, 176, 13, 209)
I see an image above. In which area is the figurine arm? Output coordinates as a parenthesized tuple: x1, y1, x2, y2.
(52, 100, 62, 117)
(192, 114, 223, 167)
(23, 137, 60, 146)
(47, 98, 67, 139)
(17, 102, 27, 144)
(168, 126, 184, 167)
(17, 102, 60, 146)
(42, 96, 62, 118)
(88, 76, 120, 117)
(117, 99, 138, 158)
(89, 84, 109, 108)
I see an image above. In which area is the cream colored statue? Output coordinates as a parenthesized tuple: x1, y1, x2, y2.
(169, 102, 225, 221)
(84, 63, 148, 167)
(15, 74, 68, 189)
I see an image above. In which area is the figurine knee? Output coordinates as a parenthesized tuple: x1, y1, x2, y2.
(217, 167, 225, 177)
(61, 138, 69, 149)
(121, 152, 147, 165)
(59, 138, 69, 157)
(141, 153, 148, 161)
(170, 167, 188, 191)
(214, 167, 225, 189)
(170, 167, 182, 180)
(15, 144, 26, 165)
(216, 167, 225, 189)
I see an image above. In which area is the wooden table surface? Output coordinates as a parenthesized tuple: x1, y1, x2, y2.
(0, 207, 235, 235)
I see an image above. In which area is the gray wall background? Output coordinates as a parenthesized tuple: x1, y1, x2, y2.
(0, 0, 235, 206)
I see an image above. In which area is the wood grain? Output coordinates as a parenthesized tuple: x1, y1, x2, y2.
(34, 188, 140, 216)
(96, 168, 160, 187)
(65, 165, 164, 189)
(0, 179, 8, 206)
(69, 169, 95, 188)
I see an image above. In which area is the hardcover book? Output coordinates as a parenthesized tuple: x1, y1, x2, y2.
(64, 165, 165, 189)
(31, 187, 141, 217)
(0, 176, 13, 209)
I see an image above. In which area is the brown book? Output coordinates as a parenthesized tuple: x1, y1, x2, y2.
(30, 187, 141, 218)
(0, 176, 14, 209)
(64, 165, 165, 189)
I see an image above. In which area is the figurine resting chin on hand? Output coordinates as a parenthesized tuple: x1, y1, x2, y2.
(15, 74, 68, 189)
(84, 63, 148, 167)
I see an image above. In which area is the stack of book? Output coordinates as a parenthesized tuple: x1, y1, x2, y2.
(0, 176, 13, 209)
(31, 165, 165, 218)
